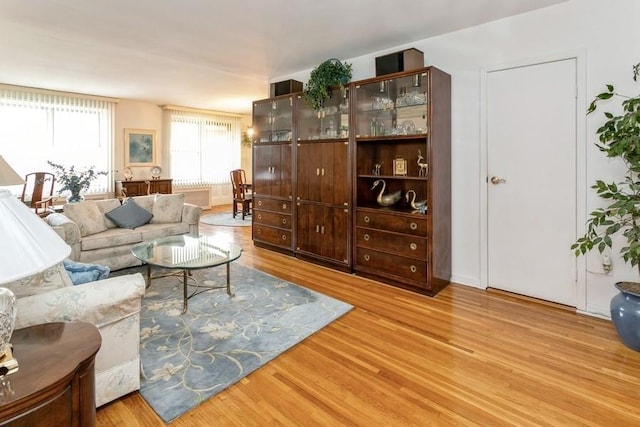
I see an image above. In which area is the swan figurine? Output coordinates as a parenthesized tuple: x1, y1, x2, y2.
(405, 189, 427, 213)
(371, 179, 402, 207)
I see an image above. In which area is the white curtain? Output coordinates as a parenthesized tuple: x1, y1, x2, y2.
(164, 107, 241, 187)
(0, 86, 115, 194)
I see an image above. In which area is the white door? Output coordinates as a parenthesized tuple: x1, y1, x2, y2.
(487, 58, 577, 306)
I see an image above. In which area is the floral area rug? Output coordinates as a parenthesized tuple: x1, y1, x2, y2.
(136, 263, 352, 423)
(200, 212, 252, 227)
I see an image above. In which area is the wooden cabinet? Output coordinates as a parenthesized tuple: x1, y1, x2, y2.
(251, 66, 450, 295)
(353, 67, 451, 295)
(296, 202, 349, 266)
(296, 140, 349, 205)
(295, 91, 351, 268)
(116, 179, 172, 198)
(253, 144, 292, 198)
(252, 96, 294, 252)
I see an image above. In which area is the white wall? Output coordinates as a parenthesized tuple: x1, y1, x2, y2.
(114, 100, 163, 181)
(273, 0, 640, 317)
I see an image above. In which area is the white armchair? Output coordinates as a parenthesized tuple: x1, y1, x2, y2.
(14, 271, 145, 407)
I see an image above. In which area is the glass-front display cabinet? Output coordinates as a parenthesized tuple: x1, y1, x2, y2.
(352, 67, 451, 296)
(354, 70, 430, 211)
(296, 86, 349, 141)
(253, 96, 293, 144)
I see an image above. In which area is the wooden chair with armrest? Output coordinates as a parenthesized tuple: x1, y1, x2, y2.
(19, 172, 55, 217)
(230, 169, 252, 220)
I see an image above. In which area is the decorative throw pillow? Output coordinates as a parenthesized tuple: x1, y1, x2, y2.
(105, 198, 153, 229)
(62, 259, 110, 285)
(63, 201, 109, 237)
(151, 193, 185, 224)
(3, 262, 73, 298)
(95, 199, 122, 229)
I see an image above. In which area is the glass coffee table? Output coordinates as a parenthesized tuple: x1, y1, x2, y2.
(131, 235, 243, 313)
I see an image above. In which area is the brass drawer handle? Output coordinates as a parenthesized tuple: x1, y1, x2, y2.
(257, 214, 262, 220)
(364, 254, 370, 261)
(364, 216, 370, 223)
(258, 200, 263, 207)
(410, 243, 417, 251)
(282, 204, 288, 210)
(410, 265, 417, 273)
(364, 233, 370, 241)
(257, 229, 262, 234)
(410, 222, 418, 230)
(282, 218, 287, 225)
(281, 234, 287, 241)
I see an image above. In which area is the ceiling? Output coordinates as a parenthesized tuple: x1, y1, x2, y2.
(0, 0, 566, 114)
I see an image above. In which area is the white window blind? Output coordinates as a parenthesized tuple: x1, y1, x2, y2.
(0, 86, 115, 195)
(165, 107, 241, 186)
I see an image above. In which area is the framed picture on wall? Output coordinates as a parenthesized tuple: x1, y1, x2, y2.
(124, 128, 156, 166)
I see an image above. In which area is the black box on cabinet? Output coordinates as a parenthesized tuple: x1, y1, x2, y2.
(375, 48, 424, 77)
(270, 79, 303, 97)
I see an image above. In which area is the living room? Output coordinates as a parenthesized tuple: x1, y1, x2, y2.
(1, 0, 640, 425)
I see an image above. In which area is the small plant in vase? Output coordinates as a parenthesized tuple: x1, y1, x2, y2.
(571, 62, 640, 351)
(47, 161, 107, 203)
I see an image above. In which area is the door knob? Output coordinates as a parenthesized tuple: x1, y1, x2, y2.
(490, 176, 506, 185)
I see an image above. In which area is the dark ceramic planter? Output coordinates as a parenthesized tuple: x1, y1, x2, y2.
(610, 282, 640, 351)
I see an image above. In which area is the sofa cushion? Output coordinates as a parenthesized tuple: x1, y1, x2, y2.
(138, 222, 190, 241)
(4, 262, 73, 298)
(94, 199, 123, 229)
(64, 201, 109, 237)
(81, 228, 143, 251)
(151, 193, 185, 224)
(105, 199, 153, 229)
(63, 259, 110, 285)
(131, 195, 155, 213)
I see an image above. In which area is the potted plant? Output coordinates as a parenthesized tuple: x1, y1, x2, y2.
(302, 58, 353, 111)
(47, 161, 107, 203)
(572, 62, 640, 351)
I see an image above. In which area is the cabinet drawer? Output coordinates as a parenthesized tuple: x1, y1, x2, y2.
(356, 227, 427, 260)
(254, 198, 291, 213)
(254, 210, 292, 229)
(355, 247, 428, 283)
(356, 210, 427, 236)
(253, 224, 292, 248)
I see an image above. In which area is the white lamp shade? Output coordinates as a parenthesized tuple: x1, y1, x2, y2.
(0, 156, 24, 186)
(0, 189, 71, 284)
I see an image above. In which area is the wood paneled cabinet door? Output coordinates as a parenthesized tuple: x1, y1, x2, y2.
(253, 143, 292, 199)
(296, 141, 349, 205)
(296, 203, 349, 265)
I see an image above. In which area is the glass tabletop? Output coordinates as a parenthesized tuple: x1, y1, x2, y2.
(131, 235, 242, 270)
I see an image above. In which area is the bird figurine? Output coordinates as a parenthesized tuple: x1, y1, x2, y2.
(371, 179, 402, 207)
(405, 189, 427, 213)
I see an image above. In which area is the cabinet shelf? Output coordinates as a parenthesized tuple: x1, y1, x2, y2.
(357, 204, 429, 216)
(355, 134, 427, 141)
(358, 174, 427, 181)
(297, 137, 349, 144)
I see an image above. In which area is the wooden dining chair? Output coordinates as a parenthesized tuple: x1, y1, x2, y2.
(19, 172, 56, 217)
(230, 169, 252, 220)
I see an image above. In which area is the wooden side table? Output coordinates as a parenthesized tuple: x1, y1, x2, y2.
(0, 322, 102, 427)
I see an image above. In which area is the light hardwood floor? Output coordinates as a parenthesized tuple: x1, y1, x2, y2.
(96, 205, 640, 426)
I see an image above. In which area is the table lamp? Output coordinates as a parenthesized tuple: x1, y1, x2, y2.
(0, 160, 71, 375)
(0, 156, 24, 187)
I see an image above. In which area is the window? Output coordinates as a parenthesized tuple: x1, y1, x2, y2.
(165, 107, 241, 187)
(0, 86, 115, 195)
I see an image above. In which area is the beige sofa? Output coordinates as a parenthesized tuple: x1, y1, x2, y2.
(46, 194, 203, 271)
(8, 262, 145, 407)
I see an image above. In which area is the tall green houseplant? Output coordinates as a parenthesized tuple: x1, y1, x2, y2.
(572, 63, 640, 270)
(303, 58, 352, 111)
